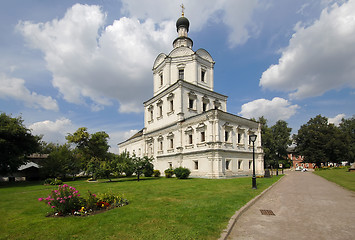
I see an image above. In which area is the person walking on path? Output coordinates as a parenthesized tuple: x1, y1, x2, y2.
(227, 171, 355, 240)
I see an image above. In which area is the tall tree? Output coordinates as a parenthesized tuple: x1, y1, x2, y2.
(271, 120, 292, 165)
(258, 116, 273, 168)
(0, 113, 41, 174)
(338, 116, 355, 165)
(66, 127, 110, 178)
(294, 115, 333, 167)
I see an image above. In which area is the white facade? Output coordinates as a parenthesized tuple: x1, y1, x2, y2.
(118, 15, 264, 178)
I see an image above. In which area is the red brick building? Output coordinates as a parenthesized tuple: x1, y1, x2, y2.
(287, 147, 315, 169)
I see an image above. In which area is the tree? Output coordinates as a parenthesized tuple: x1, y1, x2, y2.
(132, 156, 154, 181)
(271, 120, 292, 173)
(40, 144, 80, 179)
(0, 113, 41, 174)
(339, 116, 355, 164)
(66, 127, 110, 178)
(294, 115, 337, 167)
(257, 117, 273, 168)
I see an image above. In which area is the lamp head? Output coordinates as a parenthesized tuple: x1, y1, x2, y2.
(249, 134, 257, 143)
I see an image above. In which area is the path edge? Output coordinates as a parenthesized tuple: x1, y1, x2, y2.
(218, 175, 286, 240)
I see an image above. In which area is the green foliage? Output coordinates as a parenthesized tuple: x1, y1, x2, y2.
(43, 178, 63, 185)
(0, 113, 41, 174)
(294, 115, 352, 167)
(174, 167, 191, 179)
(131, 156, 154, 181)
(38, 184, 129, 216)
(38, 184, 82, 215)
(339, 116, 355, 164)
(143, 162, 154, 177)
(40, 144, 80, 179)
(164, 168, 174, 178)
(96, 191, 129, 207)
(258, 117, 292, 168)
(153, 170, 161, 177)
(66, 127, 110, 177)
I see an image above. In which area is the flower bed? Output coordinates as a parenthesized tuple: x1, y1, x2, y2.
(38, 184, 129, 217)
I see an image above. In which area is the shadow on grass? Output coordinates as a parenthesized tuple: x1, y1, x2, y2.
(100, 177, 163, 183)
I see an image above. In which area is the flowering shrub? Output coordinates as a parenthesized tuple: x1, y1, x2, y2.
(38, 184, 129, 216)
(38, 184, 81, 215)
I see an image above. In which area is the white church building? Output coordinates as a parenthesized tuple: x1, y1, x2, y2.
(118, 13, 264, 178)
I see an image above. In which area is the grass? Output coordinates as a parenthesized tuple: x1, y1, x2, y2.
(0, 175, 282, 240)
(313, 166, 355, 192)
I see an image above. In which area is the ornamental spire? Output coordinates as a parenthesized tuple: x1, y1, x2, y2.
(180, 3, 185, 16)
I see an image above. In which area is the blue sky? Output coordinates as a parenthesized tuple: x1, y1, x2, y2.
(1, 0, 354, 153)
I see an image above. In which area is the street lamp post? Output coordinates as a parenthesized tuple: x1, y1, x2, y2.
(250, 134, 257, 189)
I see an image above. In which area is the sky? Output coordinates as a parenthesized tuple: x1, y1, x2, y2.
(1, 0, 354, 153)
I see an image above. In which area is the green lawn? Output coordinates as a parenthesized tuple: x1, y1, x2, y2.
(314, 167, 355, 191)
(0, 176, 281, 240)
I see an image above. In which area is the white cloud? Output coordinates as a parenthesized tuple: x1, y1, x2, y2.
(0, 73, 58, 111)
(17, 4, 174, 113)
(121, 0, 259, 47)
(29, 118, 74, 144)
(260, 0, 355, 99)
(328, 113, 345, 126)
(239, 97, 299, 124)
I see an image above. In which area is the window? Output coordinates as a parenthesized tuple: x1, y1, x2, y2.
(189, 99, 194, 109)
(169, 162, 173, 168)
(179, 69, 184, 80)
(225, 131, 230, 142)
(194, 160, 198, 170)
(237, 133, 241, 144)
(150, 110, 154, 121)
(189, 134, 193, 144)
(159, 141, 163, 151)
(201, 131, 205, 142)
(160, 73, 163, 86)
(202, 103, 207, 112)
(238, 160, 242, 170)
(170, 138, 174, 149)
(201, 69, 206, 82)
(226, 160, 231, 170)
(249, 160, 253, 170)
(159, 105, 163, 117)
(170, 100, 174, 112)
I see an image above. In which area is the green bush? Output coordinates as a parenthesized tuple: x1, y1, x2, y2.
(43, 178, 63, 185)
(174, 167, 191, 179)
(164, 169, 174, 178)
(143, 162, 154, 177)
(153, 170, 161, 177)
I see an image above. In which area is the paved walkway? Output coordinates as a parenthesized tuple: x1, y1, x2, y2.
(227, 171, 355, 240)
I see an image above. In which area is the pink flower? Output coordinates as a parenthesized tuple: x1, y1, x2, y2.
(77, 194, 80, 197)
(48, 202, 51, 205)
(51, 206, 56, 208)
(68, 195, 72, 198)
(57, 197, 61, 200)
(38, 198, 43, 201)
(92, 194, 96, 197)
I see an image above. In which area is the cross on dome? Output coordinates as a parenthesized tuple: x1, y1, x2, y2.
(180, 4, 185, 16)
